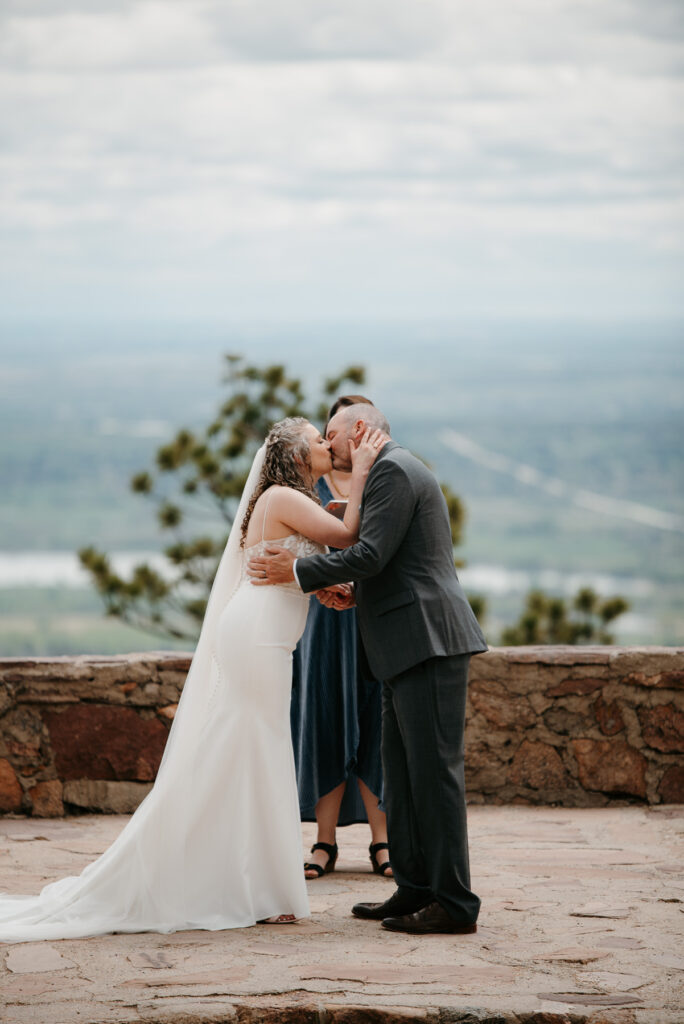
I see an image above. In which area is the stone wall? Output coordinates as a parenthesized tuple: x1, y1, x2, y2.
(0, 647, 682, 816)
(465, 646, 683, 807)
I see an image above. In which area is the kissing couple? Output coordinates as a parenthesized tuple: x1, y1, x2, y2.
(0, 403, 486, 942)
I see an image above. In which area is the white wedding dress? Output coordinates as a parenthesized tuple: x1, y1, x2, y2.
(0, 449, 326, 942)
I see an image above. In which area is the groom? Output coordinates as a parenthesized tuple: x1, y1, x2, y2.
(249, 404, 487, 934)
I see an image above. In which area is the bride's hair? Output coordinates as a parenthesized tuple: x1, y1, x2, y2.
(240, 417, 321, 546)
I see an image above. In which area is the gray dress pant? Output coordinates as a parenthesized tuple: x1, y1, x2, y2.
(381, 652, 480, 924)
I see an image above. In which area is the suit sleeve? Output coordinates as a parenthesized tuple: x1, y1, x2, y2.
(296, 459, 416, 593)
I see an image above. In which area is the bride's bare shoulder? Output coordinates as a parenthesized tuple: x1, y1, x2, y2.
(263, 485, 316, 508)
(254, 484, 298, 505)
(250, 486, 316, 530)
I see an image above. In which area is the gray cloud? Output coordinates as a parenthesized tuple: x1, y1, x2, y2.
(207, 1, 448, 62)
(601, 0, 684, 43)
(0, 0, 682, 319)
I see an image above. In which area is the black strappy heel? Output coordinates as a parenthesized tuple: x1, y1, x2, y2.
(303, 841, 338, 879)
(369, 841, 392, 876)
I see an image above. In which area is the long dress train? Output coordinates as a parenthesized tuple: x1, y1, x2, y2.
(0, 444, 326, 942)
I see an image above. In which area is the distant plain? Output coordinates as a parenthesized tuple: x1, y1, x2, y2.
(1, 315, 682, 654)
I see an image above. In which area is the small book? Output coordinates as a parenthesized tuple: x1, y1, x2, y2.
(325, 500, 348, 520)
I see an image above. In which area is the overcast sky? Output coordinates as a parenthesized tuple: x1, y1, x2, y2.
(1, 0, 682, 322)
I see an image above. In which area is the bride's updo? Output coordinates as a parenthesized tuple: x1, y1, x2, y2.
(240, 417, 321, 546)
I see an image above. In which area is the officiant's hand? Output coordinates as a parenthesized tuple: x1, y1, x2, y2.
(248, 546, 296, 585)
(315, 584, 355, 610)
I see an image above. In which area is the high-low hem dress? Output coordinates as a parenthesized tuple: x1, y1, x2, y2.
(291, 477, 384, 826)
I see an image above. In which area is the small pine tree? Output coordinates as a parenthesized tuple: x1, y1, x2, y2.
(500, 586, 629, 645)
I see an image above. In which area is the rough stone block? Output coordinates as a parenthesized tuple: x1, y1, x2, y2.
(543, 707, 589, 736)
(494, 646, 611, 665)
(610, 646, 684, 674)
(0, 682, 15, 717)
(433, 1009, 507, 1023)
(156, 656, 192, 671)
(44, 704, 169, 781)
(510, 740, 568, 790)
(657, 764, 684, 803)
(469, 679, 536, 729)
(593, 696, 625, 736)
(527, 692, 553, 715)
(465, 765, 509, 792)
(572, 739, 647, 798)
(637, 702, 684, 752)
(656, 669, 684, 688)
(586, 1011, 638, 1024)
(520, 1015, 573, 1024)
(545, 677, 605, 697)
(7, 742, 46, 774)
(4, 706, 44, 747)
(621, 670, 684, 689)
(0, 756, 23, 812)
(325, 1010, 429, 1023)
(29, 779, 64, 817)
(62, 778, 153, 813)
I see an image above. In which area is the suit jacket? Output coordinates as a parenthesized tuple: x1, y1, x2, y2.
(296, 441, 488, 681)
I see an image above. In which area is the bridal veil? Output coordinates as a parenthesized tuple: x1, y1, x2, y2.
(0, 446, 269, 941)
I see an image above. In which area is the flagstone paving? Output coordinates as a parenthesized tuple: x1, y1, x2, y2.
(0, 805, 682, 1023)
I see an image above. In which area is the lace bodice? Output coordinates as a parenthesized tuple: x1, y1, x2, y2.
(240, 533, 327, 589)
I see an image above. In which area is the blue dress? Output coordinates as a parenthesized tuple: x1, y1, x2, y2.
(290, 476, 384, 825)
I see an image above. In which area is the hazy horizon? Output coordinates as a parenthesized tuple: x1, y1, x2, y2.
(1, 314, 682, 652)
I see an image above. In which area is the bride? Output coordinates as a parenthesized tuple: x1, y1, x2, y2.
(0, 417, 386, 941)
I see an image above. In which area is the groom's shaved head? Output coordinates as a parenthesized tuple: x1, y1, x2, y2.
(337, 403, 391, 436)
(325, 403, 391, 471)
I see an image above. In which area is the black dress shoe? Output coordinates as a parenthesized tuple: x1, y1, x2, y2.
(352, 888, 432, 921)
(382, 900, 478, 934)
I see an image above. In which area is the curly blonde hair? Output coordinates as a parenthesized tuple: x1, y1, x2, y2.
(240, 417, 320, 546)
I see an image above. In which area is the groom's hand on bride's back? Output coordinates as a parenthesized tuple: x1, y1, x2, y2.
(248, 546, 296, 585)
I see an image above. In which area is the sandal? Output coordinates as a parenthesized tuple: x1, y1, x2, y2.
(257, 914, 297, 924)
(369, 841, 392, 876)
(303, 841, 338, 879)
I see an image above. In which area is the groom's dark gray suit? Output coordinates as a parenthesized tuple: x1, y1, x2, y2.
(295, 440, 487, 924)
